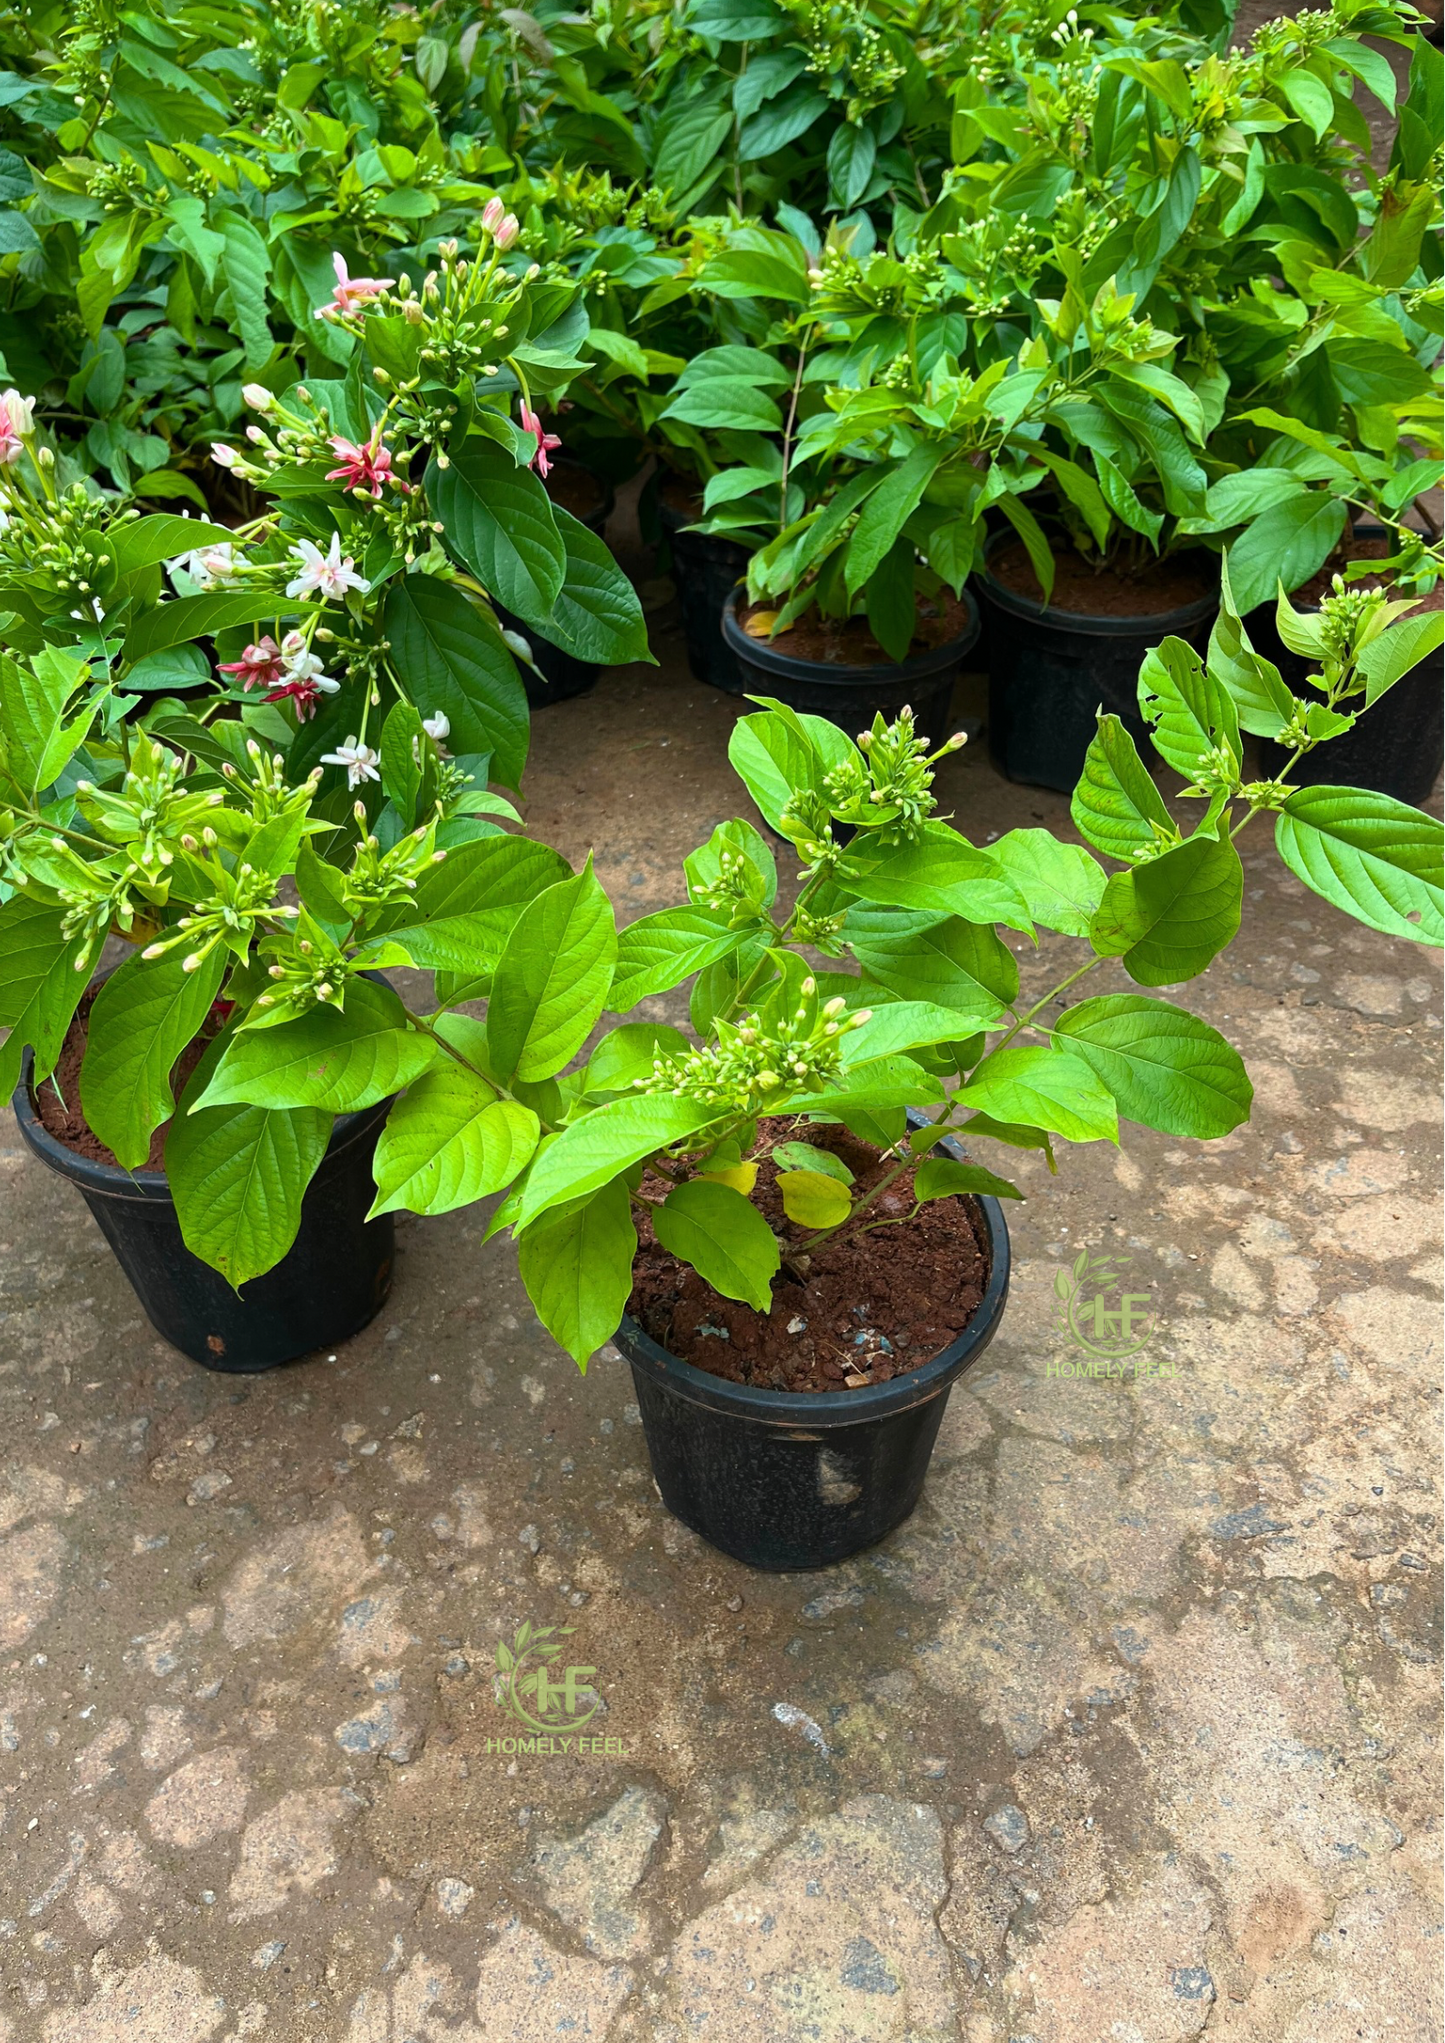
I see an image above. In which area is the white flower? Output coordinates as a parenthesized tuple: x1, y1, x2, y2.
(211, 442, 239, 469)
(422, 711, 450, 742)
(167, 542, 235, 592)
(319, 736, 381, 788)
(285, 532, 371, 600)
(242, 383, 274, 411)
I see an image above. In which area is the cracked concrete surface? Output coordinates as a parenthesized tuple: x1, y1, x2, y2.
(0, 600, 1440, 2040)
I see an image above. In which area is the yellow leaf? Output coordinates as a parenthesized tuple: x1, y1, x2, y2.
(698, 1161, 758, 1195)
(743, 608, 781, 638)
(777, 1169, 852, 1228)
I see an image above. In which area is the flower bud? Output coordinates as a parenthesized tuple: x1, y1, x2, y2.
(494, 213, 520, 251)
(242, 383, 273, 412)
(850, 1009, 872, 1028)
(823, 996, 847, 1018)
(481, 196, 504, 234)
(182, 953, 203, 973)
(801, 976, 815, 996)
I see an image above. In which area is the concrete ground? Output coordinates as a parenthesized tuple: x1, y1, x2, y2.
(0, 585, 1440, 2042)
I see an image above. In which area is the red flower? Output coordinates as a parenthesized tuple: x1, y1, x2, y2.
(218, 637, 285, 690)
(265, 676, 326, 720)
(325, 431, 396, 497)
(520, 402, 562, 479)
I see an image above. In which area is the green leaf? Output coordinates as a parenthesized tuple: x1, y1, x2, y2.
(0, 648, 93, 797)
(1275, 785, 1443, 945)
(1055, 993, 1252, 1138)
(122, 591, 300, 666)
(516, 1093, 722, 1230)
(1136, 636, 1241, 784)
(1207, 566, 1296, 739)
(0, 896, 87, 1096)
(912, 1156, 1023, 1202)
(368, 1062, 538, 1216)
(797, 1054, 945, 1117)
(845, 447, 945, 597)
(488, 859, 617, 1084)
(662, 380, 785, 433)
(517, 1177, 638, 1367)
(111, 514, 234, 575)
(1224, 494, 1348, 617)
(384, 573, 529, 790)
(837, 825, 1034, 934)
(609, 905, 739, 1009)
(848, 909, 1018, 1016)
(737, 83, 829, 158)
(427, 442, 565, 619)
(771, 1139, 853, 1184)
(864, 536, 917, 664)
(80, 948, 225, 1170)
(1278, 66, 1334, 138)
(775, 1167, 852, 1228)
(957, 1045, 1119, 1144)
(655, 1177, 780, 1308)
(986, 831, 1106, 938)
(696, 228, 811, 304)
(1071, 716, 1179, 863)
(196, 977, 439, 1112)
(583, 1022, 691, 1096)
(1357, 610, 1445, 707)
(543, 507, 652, 667)
(377, 835, 569, 980)
(166, 1044, 331, 1289)
(841, 1000, 993, 1066)
(827, 122, 877, 209)
(219, 209, 272, 369)
(1090, 831, 1244, 985)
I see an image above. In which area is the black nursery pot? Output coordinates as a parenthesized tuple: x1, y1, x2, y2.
(658, 487, 752, 693)
(977, 540, 1219, 792)
(612, 1136, 1011, 1572)
(507, 458, 618, 709)
(14, 1061, 395, 1374)
(720, 586, 980, 746)
(1256, 596, 1444, 809)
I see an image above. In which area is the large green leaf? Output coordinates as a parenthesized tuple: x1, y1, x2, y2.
(845, 446, 945, 596)
(0, 896, 88, 1095)
(167, 1038, 332, 1288)
(196, 977, 439, 1112)
(849, 910, 1017, 1018)
(982, 831, 1106, 939)
(1275, 785, 1443, 944)
(0, 647, 94, 796)
(1071, 715, 1180, 863)
(517, 1177, 637, 1368)
(542, 506, 652, 667)
(111, 514, 234, 575)
(662, 381, 784, 432)
(375, 835, 570, 978)
(912, 1156, 1024, 1202)
(427, 442, 565, 619)
(384, 574, 529, 790)
(1136, 635, 1241, 784)
(80, 948, 225, 1169)
(609, 906, 740, 1009)
(653, 1176, 780, 1310)
(840, 999, 993, 1066)
(488, 860, 617, 1084)
(368, 1061, 538, 1216)
(1224, 493, 1348, 616)
(956, 1045, 1119, 1144)
(1090, 830, 1243, 985)
(122, 591, 300, 665)
(515, 1093, 721, 1230)
(837, 825, 1034, 934)
(1055, 993, 1252, 1137)
(218, 209, 272, 369)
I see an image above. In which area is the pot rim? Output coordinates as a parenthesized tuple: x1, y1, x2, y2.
(613, 1121, 1011, 1427)
(978, 531, 1220, 637)
(721, 584, 981, 687)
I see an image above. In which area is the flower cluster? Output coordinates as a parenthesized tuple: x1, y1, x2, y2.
(638, 985, 870, 1114)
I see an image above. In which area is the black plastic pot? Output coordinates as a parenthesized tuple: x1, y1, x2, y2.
(508, 459, 618, 709)
(14, 1057, 395, 1373)
(721, 586, 980, 747)
(1256, 600, 1444, 808)
(977, 541, 1219, 792)
(658, 487, 752, 693)
(612, 1130, 1010, 1571)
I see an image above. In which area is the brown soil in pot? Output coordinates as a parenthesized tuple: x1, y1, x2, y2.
(627, 1117, 991, 1394)
(1291, 532, 1445, 612)
(989, 541, 1217, 618)
(545, 458, 609, 522)
(34, 984, 223, 1173)
(739, 592, 973, 668)
(660, 474, 705, 522)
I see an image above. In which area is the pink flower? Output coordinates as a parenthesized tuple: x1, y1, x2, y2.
(317, 251, 395, 320)
(325, 431, 394, 497)
(494, 212, 520, 251)
(218, 636, 286, 690)
(520, 401, 561, 479)
(285, 533, 371, 600)
(264, 633, 340, 720)
(0, 388, 34, 465)
(481, 197, 505, 235)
